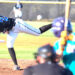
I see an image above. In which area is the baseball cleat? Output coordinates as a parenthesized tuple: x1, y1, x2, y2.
(13, 65, 20, 70)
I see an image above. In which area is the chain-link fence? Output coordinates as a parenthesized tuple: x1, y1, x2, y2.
(0, 0, 75, 1)
(0, 1, 75, 21)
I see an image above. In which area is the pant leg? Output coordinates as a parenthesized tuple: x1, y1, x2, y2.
(15, 19, 41, 36)
(7, 31, 18, 65)
(7, 31, 18, 48)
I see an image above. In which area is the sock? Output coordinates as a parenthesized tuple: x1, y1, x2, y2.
(39, 24, 52, 33)
(8, 48, 18, 65)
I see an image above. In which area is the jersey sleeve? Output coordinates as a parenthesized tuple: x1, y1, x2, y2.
(53, 40, 60, 52)
(0, 16, 15, 33)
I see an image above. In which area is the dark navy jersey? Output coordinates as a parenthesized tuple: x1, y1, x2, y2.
(0, 16, 15, 33)
(23, 62, 73, 75)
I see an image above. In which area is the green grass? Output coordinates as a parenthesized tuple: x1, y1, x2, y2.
(0, 21, 75, 59)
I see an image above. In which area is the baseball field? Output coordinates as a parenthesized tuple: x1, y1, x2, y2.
(0, 21, 75, 75)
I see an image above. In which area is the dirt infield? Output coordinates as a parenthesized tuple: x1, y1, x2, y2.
(0, 36, 58, 75)
(0, 59, 37, 75)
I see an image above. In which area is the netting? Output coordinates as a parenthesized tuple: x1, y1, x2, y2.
(0, 1, 75, 21)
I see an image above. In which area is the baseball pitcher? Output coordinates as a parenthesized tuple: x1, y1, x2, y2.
(0, 16, 52, 70)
